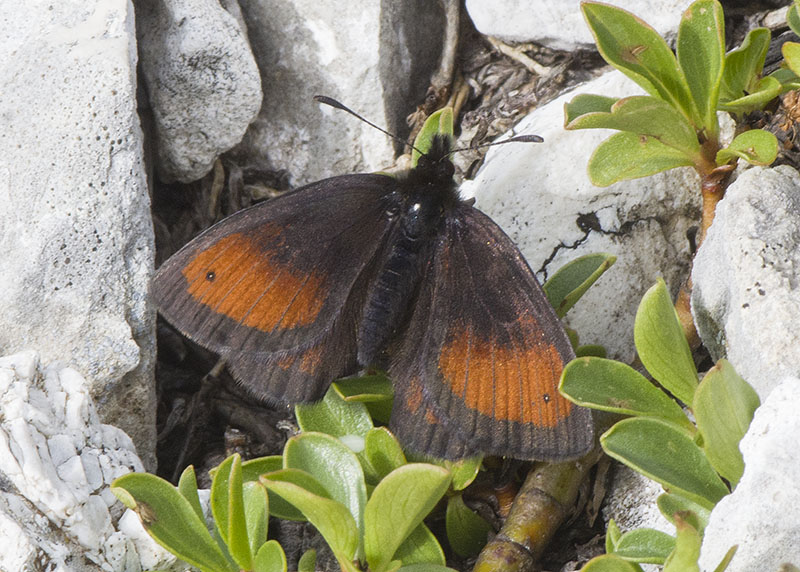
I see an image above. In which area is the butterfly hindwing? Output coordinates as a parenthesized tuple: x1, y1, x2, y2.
(390, 205, 594, 461)
(154, 174, 398, 402)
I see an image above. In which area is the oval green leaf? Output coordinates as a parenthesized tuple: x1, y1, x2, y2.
(790, 4, 800, 40)
(446, 456, 483, 491)
(566, 96, 701, 157)
(634, 279, 698, 405)
(393, 523, 446, 566)
(298, 549, 317, 572)
(606, 519, 622, 553)
(615, 528, 676, 564)
(177, 465, 204, 523)
(581, 2, 694, 119)
(296, 386, 374, 439)
(580, 554, 643, 572)
(243, 481, 269, 559)
(112, 473, 237, 572)
(657, 493, 711, 534)
(693, 359, 760, 486)
(677, 0, 725, 132)
(241, 456, 283, 482)
(564, 94, 619, 125)
(253, 539, 286, 572)
(560, 357, 693, 431)
(662, 514, 702, 572)
(284, 432, 367, 536)
(588, 132, 695, 187)
(221, 454, 252, 571)
(412, 108, 454, 165)
(260, 478, 359, 564)
(719, 28, 771, 104)
(364, 463, 452, 572)
(333, 374, 394, 403)
(445, 494, 492, 558)
(718, 76, 781, 115)
(783, 41, 800, 78)
(715, 129, 778, 166)
(601, 417, 729, 509)
(364, 427, 407, 482)
(543, 253, 617, 318)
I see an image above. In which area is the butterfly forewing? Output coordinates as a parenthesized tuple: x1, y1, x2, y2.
(390, 205, 594, 461)
(153, 174, 399, 402)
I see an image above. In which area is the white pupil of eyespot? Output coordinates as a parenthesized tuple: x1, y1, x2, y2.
(412, 203, 421, 212)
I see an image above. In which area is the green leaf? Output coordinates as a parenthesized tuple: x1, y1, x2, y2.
(576, 344, 607, 358)
(333, 374, 394, 403)
(634, 279, 698, 405)
(296, 387, 374, 440)
(657, 493, 711, 534)
(662, 513, 702, 572)
(606, 519, 622, 553)
(445, 494, 492, 558)
(243, 482, 269, 559)
(254, 540, 287, 572)
(718, 76, 781, 115)
(719, 28, 771, 104)
(543, 253, 617, 318)
(177, 465, 205, 523)
(693, 360, 760, 486)
(412, 108, 454, 165)
(580, 554, 644, 572)
(298, 549, 317, 572)
(446, 456, 482, 491)
(789, 3, 800, 37)
(716, 129, 778, 166)
(560, 357, 693, 431)
(112, 473, 237, 572)
(614, 528, 676, 564)
(601, 417, 729, 509)
(364, 464, 452, 572)
(284, 432, 367, 540)
(588, 131, 695, 186)
(393, 523, 446, 566)
(581, 2, 694, 120)
(364, 427, 407, 482)
(711, 546, 738, 572)
(241, 456, 283, 482)
(260, 478, 359, 566)
(565, 96, 700, 158)
(564, 94, 619, 125)
(677, 0, 725, 133)
(783, 42, 800, 78)
(770, 66, 800, 92)
(211, 454, 252, 571)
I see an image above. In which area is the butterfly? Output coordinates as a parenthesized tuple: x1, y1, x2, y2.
(153, 103, 594, 461)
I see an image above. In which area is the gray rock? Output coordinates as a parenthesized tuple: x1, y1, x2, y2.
(137, 0, 263, 183)
(234, 0, 446, 186)
(698, 377, 800, 572)
(461, 70, 700, 362)
(0, 0, 156, 469)
(465, 0, 694, 51)
(692, 165, 800, 400)
(0, 352, 147, 570)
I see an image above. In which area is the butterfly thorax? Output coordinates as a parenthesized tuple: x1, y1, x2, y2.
(356, 135, 461, 367)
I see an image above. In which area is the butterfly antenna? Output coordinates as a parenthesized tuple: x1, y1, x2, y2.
(448, 134, 543, 155)
(314, 95, 425, 155)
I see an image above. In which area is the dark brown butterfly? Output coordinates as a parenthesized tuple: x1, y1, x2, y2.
(153, 106, 593, 461)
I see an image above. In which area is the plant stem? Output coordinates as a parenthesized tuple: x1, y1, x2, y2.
(472, 447, 603, 572)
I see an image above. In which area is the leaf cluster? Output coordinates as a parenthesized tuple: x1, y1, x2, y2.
(564, 0, 781, 187)
(559, 279, 760, 571)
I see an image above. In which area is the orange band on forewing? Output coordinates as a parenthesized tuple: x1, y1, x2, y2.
(437, 324, 571, 427)
(182, 233, 325, 331)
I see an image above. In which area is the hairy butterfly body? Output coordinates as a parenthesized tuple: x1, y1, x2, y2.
(154, 129, 593, 460)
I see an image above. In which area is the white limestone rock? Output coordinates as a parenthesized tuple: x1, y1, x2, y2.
(465, 0, 694, 51)
(698, 377, 800, 572)
(234, 0, 446, 186)
(0, 352, 146, 570)
(691, 165, 800, 400)
(461, 70, 700, 362)
(137, 0, 263, 183)
(0, 0, 156, 470)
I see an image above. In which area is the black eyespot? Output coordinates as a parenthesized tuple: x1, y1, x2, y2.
(206, 271, 216, 281)
(543, 393, 551, 403)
